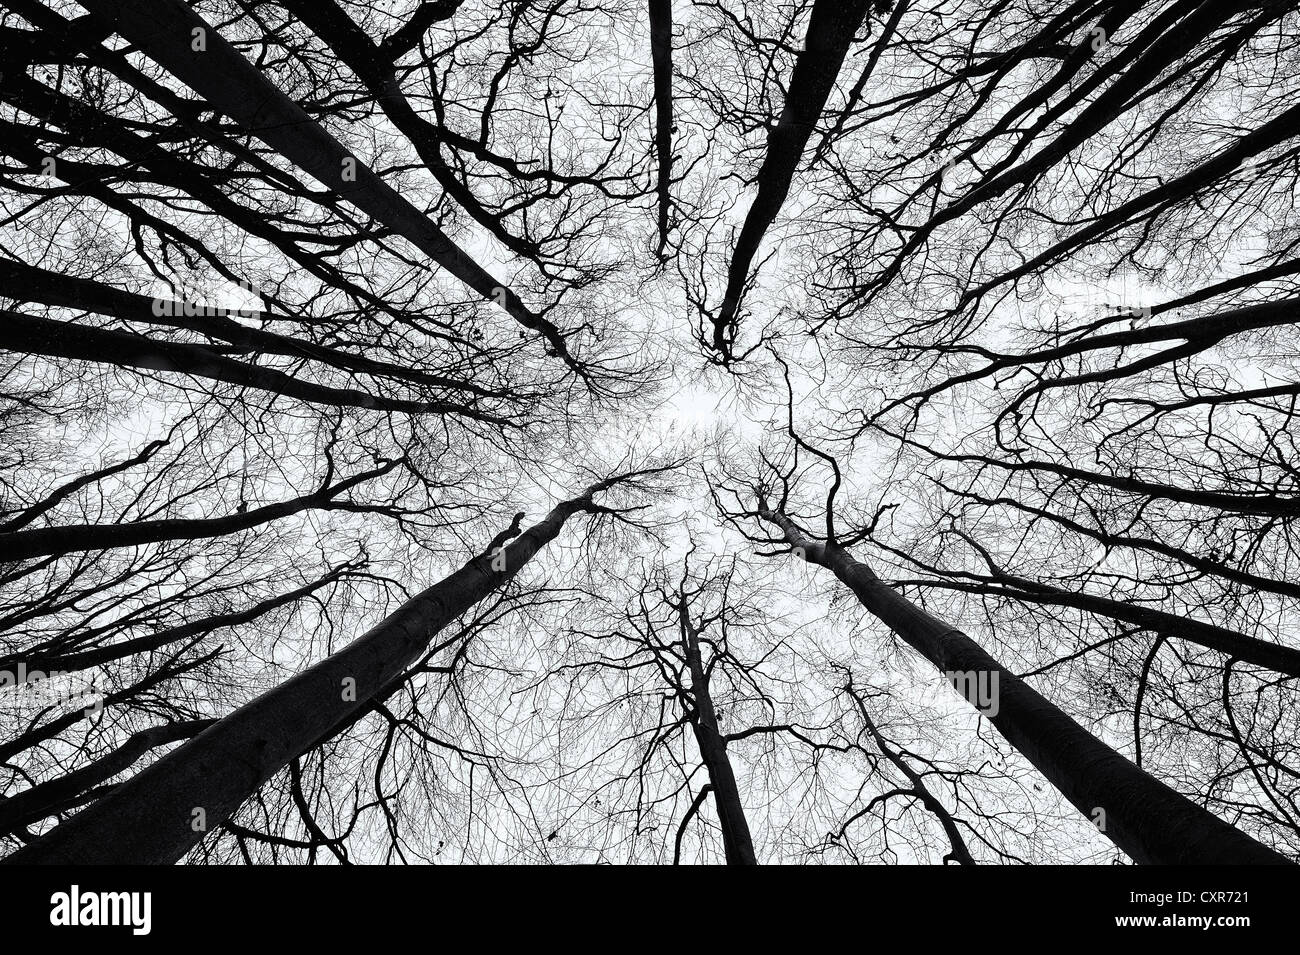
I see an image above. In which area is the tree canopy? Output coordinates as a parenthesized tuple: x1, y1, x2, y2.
(1, 0, 1297, 865)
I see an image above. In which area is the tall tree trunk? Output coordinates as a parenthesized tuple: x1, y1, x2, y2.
(0, 259, 492, 399)
(918, 573, 1300, 680)
(5, 481, 623, 864)
(679, 597, 757, 864)
(758, 505, 1291, 865)
(276, 0, 536, 261)
(0, 311, 494, 420)
(648, 0, 674, 259)
(76, 0, 578, 368)
(711, 0, 872, 358)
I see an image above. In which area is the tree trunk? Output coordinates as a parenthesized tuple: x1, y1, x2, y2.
(680, 599, 757, 864)
(758, 506, 1291, 865)
(0, 259, 491, 399)
(0, 311, 490, 419)
(276, 0, 536, 261)
(77, 0, 577, 366)
(0, 460, 394, 563)
(712, 0, 872, 356)
(648, 0, 674, 258)
(5, 484, 614, 864)
(921, 574, 1300, 680)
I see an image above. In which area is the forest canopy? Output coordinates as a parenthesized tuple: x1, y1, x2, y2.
(0, 0, 1297, 865)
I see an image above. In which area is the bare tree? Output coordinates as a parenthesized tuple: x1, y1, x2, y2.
(6, 464, 677, 864)
(711, 428, 1290, 863)
(1, 0, 1296, 867)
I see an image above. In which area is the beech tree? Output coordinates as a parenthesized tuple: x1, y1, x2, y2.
(7, 465, 676, 864)
(711, 443, 1288, 863)
(1, 0, 1297, 865)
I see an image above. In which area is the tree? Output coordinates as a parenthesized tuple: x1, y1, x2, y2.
(714, 449, 1288, 863)
(1, 0, 1296, 866)
(7, 464, 676, 864)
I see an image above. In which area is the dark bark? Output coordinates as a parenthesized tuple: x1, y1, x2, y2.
(679, 595, 757, 864)
(0, 720, 213, 835)
(916, 572, 1300, 680)
(0, 310, 504, 421)
(276, 0, 538, 261)
(648, 0, 674, 258)
(4, 478, 628, 864)
(0, 460, 395, 564)
(918, 445, 1300, 519)
(76, 0, 581, 371)
(0, 259, 500, 400)
(758, 506, 1291, 864)
(710, 0, 872, 359)
(869, 0, 1273, 298)
(0, 6, 474, 338)
(378, 0, 464, 61)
